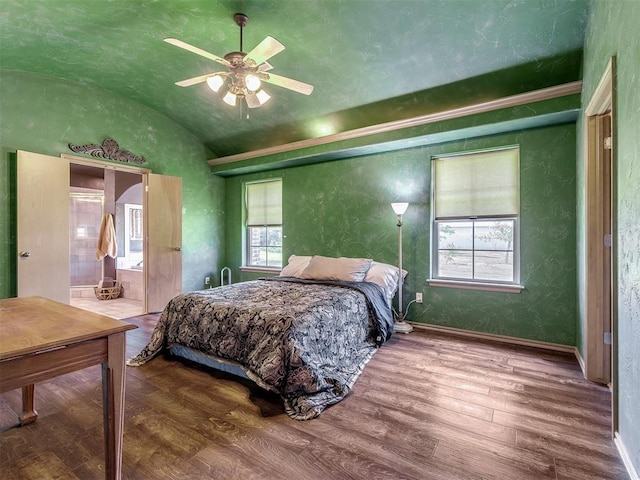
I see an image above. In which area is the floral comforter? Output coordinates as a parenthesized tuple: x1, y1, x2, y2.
(127, 277, 394, 420)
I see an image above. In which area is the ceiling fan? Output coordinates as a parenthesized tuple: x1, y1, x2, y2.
(165, 13, 314, 109)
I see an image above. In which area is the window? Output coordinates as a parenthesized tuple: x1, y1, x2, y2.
(245, 179, 283, 268)
(123, 204, 143, 269)
(431, 147, 520, 286)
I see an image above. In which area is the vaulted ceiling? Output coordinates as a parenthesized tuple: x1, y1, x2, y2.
(0, 1, 589, 160)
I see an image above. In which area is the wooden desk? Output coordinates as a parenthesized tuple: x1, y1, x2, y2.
(0, 296, 137, 480)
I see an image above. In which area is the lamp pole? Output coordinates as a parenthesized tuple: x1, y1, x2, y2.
(391, 203, 413, 334)
(397, 212, 404, 319)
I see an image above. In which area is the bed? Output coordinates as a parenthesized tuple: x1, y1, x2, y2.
(127, 255, 403, 420)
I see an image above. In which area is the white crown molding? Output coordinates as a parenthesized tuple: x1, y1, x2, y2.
(209, 81, 582, 166)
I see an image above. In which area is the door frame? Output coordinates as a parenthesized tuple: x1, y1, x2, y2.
(62, 154, 151, 312)
(583, 57, 617, 430)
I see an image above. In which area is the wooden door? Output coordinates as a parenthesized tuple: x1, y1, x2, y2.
(146, 173, 182, 313)
(17, 151, 70, 303)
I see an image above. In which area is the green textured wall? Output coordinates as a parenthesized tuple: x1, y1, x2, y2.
(0, 70, 225, 297)
(579, 0, 640, 473)
(225, 123, 577, 345)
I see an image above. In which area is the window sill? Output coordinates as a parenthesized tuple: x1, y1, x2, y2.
(240, 266, 282, 274)
(427, 279, 524, 294)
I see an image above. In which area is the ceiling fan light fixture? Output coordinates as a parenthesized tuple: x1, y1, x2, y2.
(206, 75, 224, 92)
(167, 12, 313, 111)
(256, 89, 271, 105)
(245, 74, 261, 92)
(223, 91, 237, 106)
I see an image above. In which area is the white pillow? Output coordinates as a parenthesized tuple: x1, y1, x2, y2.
(300, 256, 372, 282)
(364, 261, 408, 303)
(279, 255, 312, 277)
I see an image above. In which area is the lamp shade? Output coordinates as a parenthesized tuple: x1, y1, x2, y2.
(391, 202, 409, 215)
(256, 89, 271, 105)
(206, 75, 224, 92)
(245, 74, 261, 92)
(223, 91, 237, 106)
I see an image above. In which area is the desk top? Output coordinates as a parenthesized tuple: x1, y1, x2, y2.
(0, 296, 137, 361)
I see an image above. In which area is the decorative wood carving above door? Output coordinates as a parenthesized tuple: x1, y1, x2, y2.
(68, 138, 146, 164)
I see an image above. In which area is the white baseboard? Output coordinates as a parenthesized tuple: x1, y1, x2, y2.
(410, 322, 576, 354)
(574, 346, 586, 374)
(615, 433, 640, 480)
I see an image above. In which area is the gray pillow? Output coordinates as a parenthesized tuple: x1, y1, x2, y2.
(300, 255, 372, 282)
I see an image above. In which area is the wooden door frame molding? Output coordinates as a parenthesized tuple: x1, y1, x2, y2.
(583, 56, 617, 428)
(61, 154, 151, 175)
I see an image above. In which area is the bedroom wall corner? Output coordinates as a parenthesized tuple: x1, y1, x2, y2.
(0, 69, 225, 298)
(223, 122, 578, 346)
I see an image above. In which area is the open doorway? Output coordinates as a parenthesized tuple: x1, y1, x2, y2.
(17, 150, 181, 314)
(68, 162, 144, 319)
(584, 56, 617, 432)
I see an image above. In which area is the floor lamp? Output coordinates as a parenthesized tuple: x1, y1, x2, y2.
(391, 202, 413, 334)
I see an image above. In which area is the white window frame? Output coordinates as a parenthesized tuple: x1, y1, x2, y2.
(429, 147, 523, 293)
(243, 179, 283, 270)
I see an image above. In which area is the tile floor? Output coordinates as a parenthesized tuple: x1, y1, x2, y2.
(70, 296, 143, 319)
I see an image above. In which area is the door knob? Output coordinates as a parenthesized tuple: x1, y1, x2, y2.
(19, 251, 31, 258)
(175, 247, 182, 252)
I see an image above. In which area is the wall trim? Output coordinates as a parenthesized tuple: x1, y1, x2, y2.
(239, 266, 280, 274)
(615, 434, 640, 480)
(586, 59, 614, 115)
(427, 279, 524, 294)
(62, 153, 152, 174)
(409, 322, 576, 354)
(574, 346, 586, 376)
(209, 81, 582, 166)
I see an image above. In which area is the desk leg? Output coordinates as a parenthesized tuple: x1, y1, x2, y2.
(102, 331, 127, 480)
(19, 384, 38, 426)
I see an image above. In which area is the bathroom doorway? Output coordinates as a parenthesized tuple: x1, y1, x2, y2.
(17, 150, 181, 315)
(69, 162, 144, 319)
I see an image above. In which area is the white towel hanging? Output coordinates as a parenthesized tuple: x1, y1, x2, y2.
(96, 213, 118, 260)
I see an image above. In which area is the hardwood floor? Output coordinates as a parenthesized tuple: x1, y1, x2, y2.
(0, 314, 628, 480)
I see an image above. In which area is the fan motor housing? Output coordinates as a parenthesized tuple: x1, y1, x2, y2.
(224, 51, 247, 66)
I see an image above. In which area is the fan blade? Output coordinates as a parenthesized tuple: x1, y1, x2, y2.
(244, 36, 285, 66)
(164, 38, 231, 67)
(260, 72, 314, 95)
(174, 72, 228, 87)
(258, 62, 273, 72)
(245, 92, 261, 109)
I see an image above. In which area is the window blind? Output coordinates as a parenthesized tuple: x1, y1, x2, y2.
(433, 148, 519, 219)
(246, 180, 282, 226)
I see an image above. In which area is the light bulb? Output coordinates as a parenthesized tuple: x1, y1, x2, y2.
(206, 75, 224, 92)
(256, 89, 271, 105)
(223, 91, 237, 106)
(245, 74, 261, 92)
